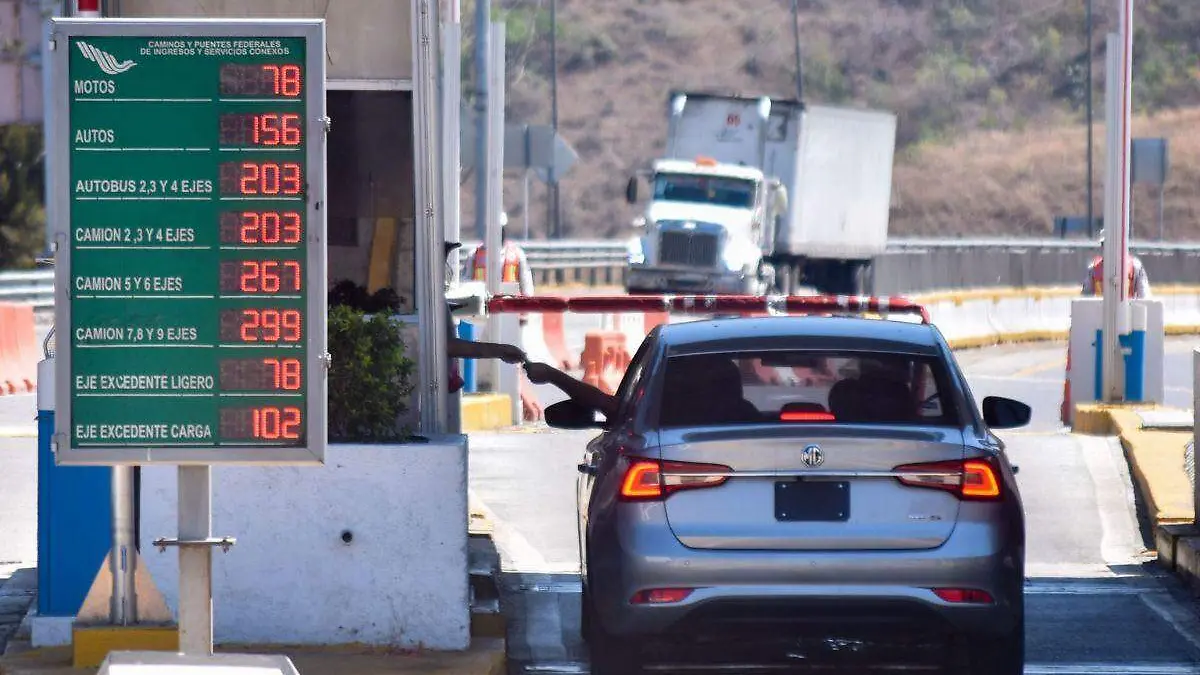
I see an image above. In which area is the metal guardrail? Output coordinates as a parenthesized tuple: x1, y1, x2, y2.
(7, 237, 1200, 307)
(0, 269, 54, 309)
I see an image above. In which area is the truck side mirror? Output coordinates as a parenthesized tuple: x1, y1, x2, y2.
(772, 183, 788, 213)
(625, 176, 639, 204)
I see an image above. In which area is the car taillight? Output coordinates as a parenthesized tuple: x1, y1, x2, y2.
(933, 588, 994, 604)
(893, 457, 1002, 501)
(619, 458, 731, 502)
(631, 588, 694, 604)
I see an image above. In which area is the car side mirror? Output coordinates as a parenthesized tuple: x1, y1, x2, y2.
(982, 396, 1031, 429)
(545, 399, 605, 430)
(625, 176, 638, 204)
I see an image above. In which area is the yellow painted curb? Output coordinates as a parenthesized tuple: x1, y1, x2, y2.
(1071, 404, 1118, 436)
(911, 285, 1081, 306)
(73, 625, 179, 668)
(471, 613, 507, 640)
(0, 426, 36, 439)
(943, 329, 1070, 351)
(460, 394, 513, 432)
(1073, 403, 1194, 525)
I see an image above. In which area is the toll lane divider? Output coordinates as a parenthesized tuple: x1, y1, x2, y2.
(911, 284, 1200, 349)
(0, 302, 38, 395)
(515, 285, 1200, 369)
(1073, 403, 1200, 595)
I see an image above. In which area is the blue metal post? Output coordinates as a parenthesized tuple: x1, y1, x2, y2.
(458, 320, 478, 393)
(1124, 328, 1145, 402)
(1093, 326, 1145, 403)
(36, 358, 112, 618)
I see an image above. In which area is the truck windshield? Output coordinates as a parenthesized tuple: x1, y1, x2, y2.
(652, 173, 755, 209)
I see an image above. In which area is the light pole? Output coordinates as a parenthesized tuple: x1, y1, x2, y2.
(1086, 0, 1094, 238)
(548, 0, 560, 238)
(791, 0, 803, 100)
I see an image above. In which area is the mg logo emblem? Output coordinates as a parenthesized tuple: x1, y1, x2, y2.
(802, 445, 824, 468)
(726, 112, 741, 126)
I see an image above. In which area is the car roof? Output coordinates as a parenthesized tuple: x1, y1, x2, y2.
(657, 315, 943, 357)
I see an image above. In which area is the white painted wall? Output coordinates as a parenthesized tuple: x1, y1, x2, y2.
(138, 436, 470, 649)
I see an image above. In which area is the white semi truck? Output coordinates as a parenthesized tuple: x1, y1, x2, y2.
(624, 91, 898, 296)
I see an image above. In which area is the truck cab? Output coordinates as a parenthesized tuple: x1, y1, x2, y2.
(624, 157, 787, 295)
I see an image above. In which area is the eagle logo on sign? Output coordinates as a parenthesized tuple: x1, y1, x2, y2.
(77, 41, 137, 76)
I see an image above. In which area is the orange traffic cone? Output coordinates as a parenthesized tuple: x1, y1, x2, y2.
(582, 357, 601, 390)
(1060, 346, 1072, 426)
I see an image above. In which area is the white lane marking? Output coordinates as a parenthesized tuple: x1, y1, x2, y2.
(1140, 590, 1200, 656)
(468, 487, 552, 572)
(1025, 666, 1200, 674)
(1025, 581, 1164, 595)
(1026, 562, 1135, 578)
(514, 579, 583, 594)
(1081, 436, 1151, 566)
(522, 666, 588, 674)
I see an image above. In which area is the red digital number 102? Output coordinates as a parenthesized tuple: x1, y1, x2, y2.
(254, 406, 301, 440)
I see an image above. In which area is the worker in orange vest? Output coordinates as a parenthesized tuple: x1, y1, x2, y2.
(467, 212, 535, 299)
(1081, 229, 1152, 299)
(1061, 229, 1154, 425)
(466, 213, 543, 421)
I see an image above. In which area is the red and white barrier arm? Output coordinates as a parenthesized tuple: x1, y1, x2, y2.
(487, 294, 931, 324)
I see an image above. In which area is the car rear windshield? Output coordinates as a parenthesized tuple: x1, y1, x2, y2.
(656, 350, 959, 429)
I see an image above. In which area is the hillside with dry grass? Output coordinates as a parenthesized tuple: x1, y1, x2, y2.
(460, 0, 1200, 241)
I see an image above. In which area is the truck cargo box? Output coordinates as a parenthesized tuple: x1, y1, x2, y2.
(663, 91, 896, 261)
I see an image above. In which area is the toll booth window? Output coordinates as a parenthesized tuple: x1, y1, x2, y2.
(656, 351, 958, 428)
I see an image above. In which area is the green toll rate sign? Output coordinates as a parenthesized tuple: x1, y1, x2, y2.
(47, 19, 329, 465)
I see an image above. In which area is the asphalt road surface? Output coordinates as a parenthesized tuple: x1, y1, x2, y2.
(471, 337, 1200, 674)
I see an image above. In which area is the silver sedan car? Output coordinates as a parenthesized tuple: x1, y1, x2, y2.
(545, 315, 1029, 674)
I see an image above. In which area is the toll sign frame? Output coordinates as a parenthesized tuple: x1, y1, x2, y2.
(46, 18, 329, 466)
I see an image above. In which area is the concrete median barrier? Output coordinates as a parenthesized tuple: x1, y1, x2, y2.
(512, 285, 1200, 364)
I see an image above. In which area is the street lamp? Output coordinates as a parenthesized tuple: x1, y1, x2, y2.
(1086, 0, 1095, 238)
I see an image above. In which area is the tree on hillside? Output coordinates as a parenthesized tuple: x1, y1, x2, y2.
(0, 124, 46, 270)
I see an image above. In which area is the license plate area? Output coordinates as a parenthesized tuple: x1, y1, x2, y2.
(775, 480, 850, 522)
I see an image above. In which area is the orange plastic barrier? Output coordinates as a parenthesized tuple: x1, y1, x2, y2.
(580, 331, 630, 395)
(0, 303, 37, 395)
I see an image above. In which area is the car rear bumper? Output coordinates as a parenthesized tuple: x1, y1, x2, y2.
(589, 503, 1022, 641)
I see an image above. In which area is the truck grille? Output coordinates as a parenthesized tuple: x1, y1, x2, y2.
(660, 231, 719, 267)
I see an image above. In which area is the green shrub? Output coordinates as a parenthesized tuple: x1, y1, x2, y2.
(327, 304, 416, 443)
(0, 124, 46, 270)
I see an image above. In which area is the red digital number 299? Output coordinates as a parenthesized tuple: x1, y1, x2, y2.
(240, 309, 302, 343)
